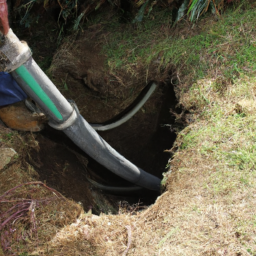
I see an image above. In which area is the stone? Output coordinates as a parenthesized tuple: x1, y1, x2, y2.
(0, 148, 17, 170)
(235, 99, 256, 115)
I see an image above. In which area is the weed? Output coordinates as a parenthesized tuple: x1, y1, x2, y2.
(6, 132, 13, 138)
(61, 79, 69, 91)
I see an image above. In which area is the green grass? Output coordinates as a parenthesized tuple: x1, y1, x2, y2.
(157, 0, 256, 199)
(63, 0, 256, 202)
(86, 1, 256, 85)
(175, 73, 256, 196)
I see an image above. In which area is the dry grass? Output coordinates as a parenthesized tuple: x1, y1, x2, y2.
(0, 167, 84, 255)
(0, 127, 85, 255)
(2, 2, 256, 256)
(37, 4, 256, 255)
(44, 74, 256, 256)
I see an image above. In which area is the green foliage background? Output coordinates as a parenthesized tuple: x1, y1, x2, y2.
(11, 0, 235, 30)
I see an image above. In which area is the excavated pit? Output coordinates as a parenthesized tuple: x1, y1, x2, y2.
(12, 8, 187, 214)
(27, 81, 182, 215)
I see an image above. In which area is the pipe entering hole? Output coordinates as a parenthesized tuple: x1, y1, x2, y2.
(29, 80, 183, 214)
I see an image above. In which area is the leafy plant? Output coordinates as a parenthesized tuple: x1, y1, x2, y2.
(187, 0, 216, 21)
(11, 0, 236, 34)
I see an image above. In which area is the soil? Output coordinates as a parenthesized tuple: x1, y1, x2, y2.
(0, 6, 186, 255)
(27, 134, 93, 210)
(49, 21, 172, 123)
(29, 80, 179, 210)
(11, 9, 182, 211)
(7, 11, 187, 218)
(27, 132, 122, 214)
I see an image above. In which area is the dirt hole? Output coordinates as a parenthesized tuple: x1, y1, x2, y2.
(28, 81, 182, 214)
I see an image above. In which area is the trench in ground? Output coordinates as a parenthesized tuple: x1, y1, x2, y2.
(28, 81, 182, 214)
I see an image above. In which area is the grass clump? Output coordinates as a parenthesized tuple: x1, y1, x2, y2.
(92, 1, 256, 85)
(176, 74, 256, 184)
(156, 3, 256, 253)
(158, 72, 256, 254)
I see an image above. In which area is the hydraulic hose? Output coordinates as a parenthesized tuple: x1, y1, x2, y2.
(63, 104, 161, 191)
(12, 58, 72, 123)
(86, 176, 143, 194)
(13, 63, 161, 190)
(90, 82, 157, 131)
(1, 27, 161, 191)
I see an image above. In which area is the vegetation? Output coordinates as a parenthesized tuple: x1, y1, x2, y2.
(47, 1, 256, 255)
(1, 0, 256, 255)
(12, 0, 235, 31)
(94, 0, 254, 81)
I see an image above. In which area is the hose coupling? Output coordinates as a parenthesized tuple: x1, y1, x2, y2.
(0, 29, 32, 72)
(48, 102, 78, 130)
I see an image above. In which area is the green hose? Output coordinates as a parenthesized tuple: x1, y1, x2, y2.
(12, 59, 161, 191)
(15, 65, 63, 121)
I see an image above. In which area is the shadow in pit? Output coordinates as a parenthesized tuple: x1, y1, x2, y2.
(31, 82, 181, 213)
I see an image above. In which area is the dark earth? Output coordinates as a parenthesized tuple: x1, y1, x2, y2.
(11, 8, 184, 214)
